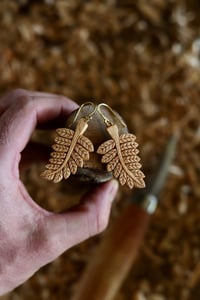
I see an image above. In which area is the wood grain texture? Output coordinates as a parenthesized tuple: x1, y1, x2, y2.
(41, 118, 94, 183)
(97, 124, 145, 189)
(72, 204, 150, 300)
(65, 104, 128, 183)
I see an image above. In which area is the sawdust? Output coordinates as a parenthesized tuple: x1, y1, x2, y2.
(0, 0, 200, 299)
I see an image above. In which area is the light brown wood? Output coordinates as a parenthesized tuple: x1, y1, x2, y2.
(97, 124, 145, 189)
(65, 103, 128, 183)
(41, 118, 94, 183)
(41, 103, 144, 186)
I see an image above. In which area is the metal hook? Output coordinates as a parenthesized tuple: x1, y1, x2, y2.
(97, 103, 127, 127)
(69, 102, 97, 127)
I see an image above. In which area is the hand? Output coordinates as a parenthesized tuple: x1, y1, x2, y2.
(0, 89, 118, 295)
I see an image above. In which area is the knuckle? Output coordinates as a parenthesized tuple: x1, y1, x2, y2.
(25, 219, 51, 259)
(96, 214, 109, 234)
(11, 88, 27, 101)
(89, 202, 110, 236)
(55, 95, 66, 102)
(0, 126, 9, 146)
(10, 89, 33, 109)
(0, 89, 31, 114)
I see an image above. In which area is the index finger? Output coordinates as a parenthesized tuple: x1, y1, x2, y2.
(0, 89, 68, 116)
(0, 90, 78, 173)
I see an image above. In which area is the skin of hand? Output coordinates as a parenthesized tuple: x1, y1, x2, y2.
(0, 89, 118, 295)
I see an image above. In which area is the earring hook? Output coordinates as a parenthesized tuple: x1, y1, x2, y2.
(97, 103, 127, 127)
(69, 102, 97, 127)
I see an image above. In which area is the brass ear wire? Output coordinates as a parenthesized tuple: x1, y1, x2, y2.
(97, 103, 145, 189)
(97, 103, 127, 128)
(69, 102, 97, 127)
(41, 102, 96, 183)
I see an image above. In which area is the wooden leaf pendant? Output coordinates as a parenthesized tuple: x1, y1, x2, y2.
(97, 124, 145, 189)
(41, 118, 94, 183)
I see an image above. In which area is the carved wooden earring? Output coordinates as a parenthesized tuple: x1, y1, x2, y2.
(97, 103, 145, 189)
(41, 102, 95, 183)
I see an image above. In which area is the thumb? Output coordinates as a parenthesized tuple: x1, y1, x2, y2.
(41, 180, 118, 265)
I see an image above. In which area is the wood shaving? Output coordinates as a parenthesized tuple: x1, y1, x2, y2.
(0, 1, 200, 299)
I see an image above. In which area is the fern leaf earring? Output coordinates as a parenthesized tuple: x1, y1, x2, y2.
(97, 103, 145, 189)
(41, 102, 95, 183)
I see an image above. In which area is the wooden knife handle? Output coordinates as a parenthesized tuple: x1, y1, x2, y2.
(72, 204, 150, 300)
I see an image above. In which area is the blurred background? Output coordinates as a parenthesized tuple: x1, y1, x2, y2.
(0, 0, 200, 299)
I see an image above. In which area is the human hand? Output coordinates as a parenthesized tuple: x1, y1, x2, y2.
(0, 89, 118, 295)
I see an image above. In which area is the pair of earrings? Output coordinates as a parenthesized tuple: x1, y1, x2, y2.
(41, 102, 145, 189)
